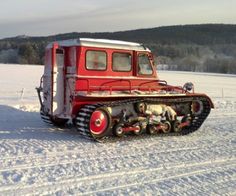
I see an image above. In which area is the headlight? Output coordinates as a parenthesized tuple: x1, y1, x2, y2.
(183, 82, 194, 92)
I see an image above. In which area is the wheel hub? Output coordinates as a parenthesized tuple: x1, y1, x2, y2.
(116, 127, 123, 135)
(95, 119, 101, 126)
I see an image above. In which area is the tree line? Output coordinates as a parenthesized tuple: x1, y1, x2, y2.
(0, 24, 236, 74)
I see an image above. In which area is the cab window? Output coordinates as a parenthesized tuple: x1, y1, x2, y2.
(138, 53, 153, 75)
(112, 52, 132, 72)
(86, 50, 107, 70)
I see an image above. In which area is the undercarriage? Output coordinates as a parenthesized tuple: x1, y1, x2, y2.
(73, 96, 211, 142)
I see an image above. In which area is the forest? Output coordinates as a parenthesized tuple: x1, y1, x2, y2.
(0, 24, 236, 74)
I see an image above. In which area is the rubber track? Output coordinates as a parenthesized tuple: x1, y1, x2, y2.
(40, 109, 54, 125)
(75, 96, 211, 142)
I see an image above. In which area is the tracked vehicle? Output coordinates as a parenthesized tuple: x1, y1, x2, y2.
(36, 38, 214, 141)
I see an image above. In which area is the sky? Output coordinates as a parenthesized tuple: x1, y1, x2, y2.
(0, 0, 236, 39)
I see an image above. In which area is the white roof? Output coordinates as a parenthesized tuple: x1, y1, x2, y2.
(46, 38, 150, 52)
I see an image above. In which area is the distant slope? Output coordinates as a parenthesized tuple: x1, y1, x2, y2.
(2, 24, 236, 44)
(0, 24, 236, 73)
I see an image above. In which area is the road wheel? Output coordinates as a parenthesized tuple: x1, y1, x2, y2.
(172, 120, 182, 133)
(133, 125, 143, 135)
(113, 123, 125, 137)
(162, 121, 171, 133)
(146, 125, 156, 135)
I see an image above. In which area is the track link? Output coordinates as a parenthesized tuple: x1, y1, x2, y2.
(40, 108, 69, 127)
(75, 104, 104, 141)
(75, 96, 211, 142)
(40, 109, 53, 125)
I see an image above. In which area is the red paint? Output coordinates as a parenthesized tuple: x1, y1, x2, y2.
(122, 126, 140, 132)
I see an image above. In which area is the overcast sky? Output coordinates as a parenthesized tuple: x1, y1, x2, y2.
(0, 0, 235, 39)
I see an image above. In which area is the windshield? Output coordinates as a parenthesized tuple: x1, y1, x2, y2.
(138, 53, 153, 75)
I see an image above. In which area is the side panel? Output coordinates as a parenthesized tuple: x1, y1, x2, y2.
(74, 46, 158, 92)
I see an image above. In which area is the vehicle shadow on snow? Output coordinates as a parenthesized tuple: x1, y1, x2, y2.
(0, 105, 91, 143)
(0, 105, 165, 143)
(0, 105, 211, 143)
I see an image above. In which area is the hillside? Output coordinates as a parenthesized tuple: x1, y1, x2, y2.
(0, 24, 236, 73)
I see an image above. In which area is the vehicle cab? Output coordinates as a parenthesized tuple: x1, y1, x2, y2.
(41, 38, 158, 118)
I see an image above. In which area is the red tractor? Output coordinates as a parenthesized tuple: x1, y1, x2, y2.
(36, 38, 213, 141)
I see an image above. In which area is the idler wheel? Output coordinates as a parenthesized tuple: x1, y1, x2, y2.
(191, 100, 203, 116)
(89, 107, 111, 138)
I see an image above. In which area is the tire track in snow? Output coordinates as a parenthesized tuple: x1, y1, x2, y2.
(1, 123, 235, 176)
(0, 145, 202, 173)
(0, 123, 234, 160)
(0, 144, 235, 193)
(0, 140, 234, 173)
(0, 158, 235, 195)
(80, 163, 236, 195)
(0, 147, 198, 172)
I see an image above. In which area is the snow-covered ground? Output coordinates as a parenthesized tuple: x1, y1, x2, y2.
(0, 64, 236, 195)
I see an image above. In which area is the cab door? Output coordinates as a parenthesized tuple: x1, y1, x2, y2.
(52, 48, 65, 116)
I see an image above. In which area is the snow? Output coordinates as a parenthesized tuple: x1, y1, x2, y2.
(0, 64, 236, 195)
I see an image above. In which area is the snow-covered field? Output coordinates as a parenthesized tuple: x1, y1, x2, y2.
(0, 64, 236, 195)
